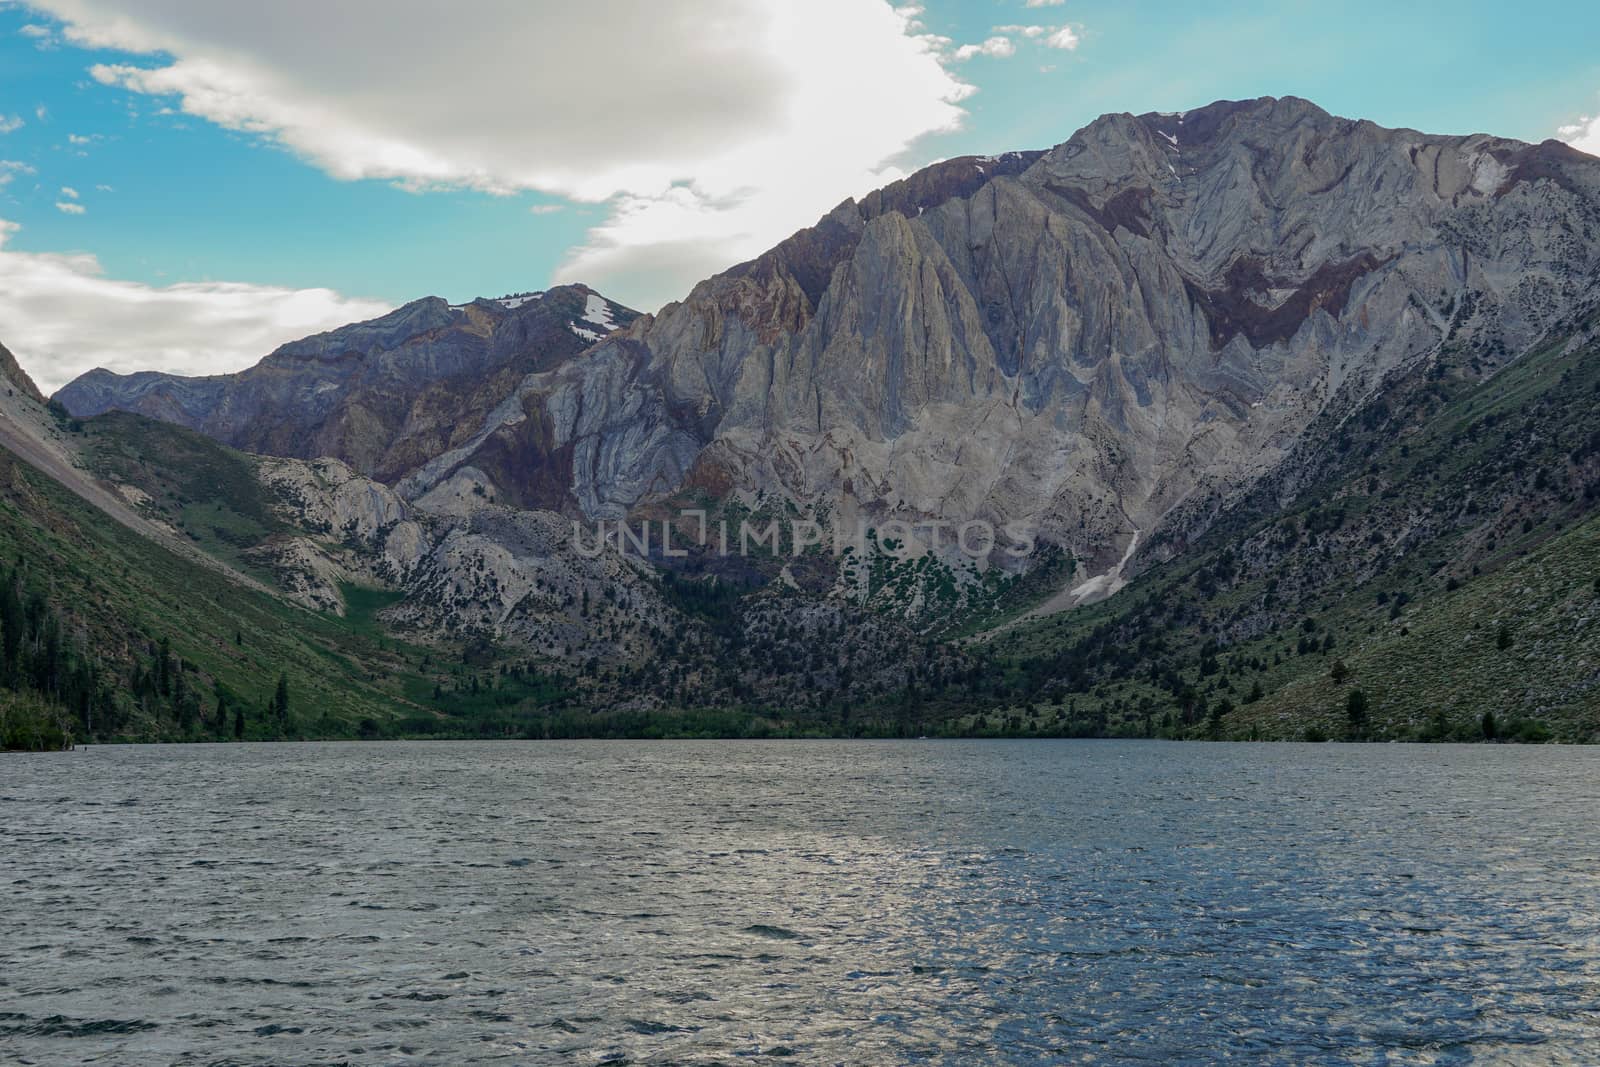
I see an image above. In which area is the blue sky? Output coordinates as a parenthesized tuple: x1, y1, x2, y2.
(2, 0, 1598, 390)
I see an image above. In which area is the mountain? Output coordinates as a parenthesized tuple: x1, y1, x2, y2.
(55, 284, 638, 483)
(58, 97, 1600, 577)
(403, 97, 1600, 583)
(18, 96, 1600, 742)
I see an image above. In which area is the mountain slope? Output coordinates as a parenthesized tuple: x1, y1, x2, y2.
(973, 301, 1600, 740)
(3, 384, 977, 737)
(0, 432, 423, 742)
(1, 353, 275, 594)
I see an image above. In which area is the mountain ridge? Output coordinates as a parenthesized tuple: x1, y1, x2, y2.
(55, 283, 639, 483)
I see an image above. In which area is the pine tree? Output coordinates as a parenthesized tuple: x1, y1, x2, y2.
(0, 565, 23, 683)
(1346, 689, 1370, 737)
(156, 636, 172, 696)
(274, 673, 290, 728)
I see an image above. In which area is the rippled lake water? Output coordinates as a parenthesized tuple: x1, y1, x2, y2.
(3, 741, 1599, 1065)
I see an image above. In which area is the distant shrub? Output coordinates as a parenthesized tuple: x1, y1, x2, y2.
(1506, 718, 1553, 743)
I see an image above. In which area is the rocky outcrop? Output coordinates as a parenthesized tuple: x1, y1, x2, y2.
(258, 456, 429, 585)
(55, 285, 638, 484)
(393, 501, 671, 661)
(0, 342, 45, 405)
(255, 453, 674, 657)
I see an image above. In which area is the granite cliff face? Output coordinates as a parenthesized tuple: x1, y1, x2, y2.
(56, 285, 637, 484)
(404, 97, 1600, 582)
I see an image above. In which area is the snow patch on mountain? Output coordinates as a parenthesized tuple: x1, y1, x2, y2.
(581, 294, 618, 332)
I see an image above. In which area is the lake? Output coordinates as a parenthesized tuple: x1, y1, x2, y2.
(3, 740, 1598, 1064)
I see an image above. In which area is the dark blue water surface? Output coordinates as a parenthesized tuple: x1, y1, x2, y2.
(3, 740, 1598, 1064)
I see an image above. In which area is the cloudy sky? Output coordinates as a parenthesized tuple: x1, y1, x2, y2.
(2, 0, 1599, 392)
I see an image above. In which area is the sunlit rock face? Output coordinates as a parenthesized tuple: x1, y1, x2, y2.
(407, 97, 1600, 574)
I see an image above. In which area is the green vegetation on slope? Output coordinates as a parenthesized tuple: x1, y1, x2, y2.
(0, 443, 431, 744)
(76, 411, 285, 576)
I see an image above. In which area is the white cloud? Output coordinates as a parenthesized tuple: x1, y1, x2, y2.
(28, 0, 973, 311)
(1560, 113, 1600, 156)
(0, 218, 392, 392)
(95, 182, 113, 192)
(0, 114, 23, 134)
(528, 204, 563, 215)
(34, 105, 48, 121)
(67, 132, 94, 144)
(1044, 25, 1080, 49)
(952, 36, 1016, 61)
(54, 201, 85, 214)
(0, 160, 36, 188)
(60, 185, 79, 198)
(985, 21, 1075, 53)
(1024, 0, 1065, 6)
(19, 23, 53, 38)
